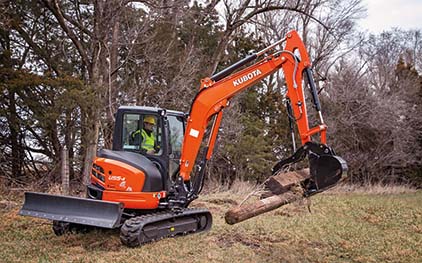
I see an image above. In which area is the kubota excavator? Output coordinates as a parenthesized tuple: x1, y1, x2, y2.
(20, 30, 347, 247)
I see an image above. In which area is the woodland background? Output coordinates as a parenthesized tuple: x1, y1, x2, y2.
(1, 0, 421, 189)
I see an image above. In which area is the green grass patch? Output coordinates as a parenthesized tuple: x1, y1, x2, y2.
(1, 191, 421, 262)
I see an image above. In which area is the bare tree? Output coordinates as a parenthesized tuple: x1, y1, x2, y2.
(325, 29, 422, 184)
(37, 0, 137, 184)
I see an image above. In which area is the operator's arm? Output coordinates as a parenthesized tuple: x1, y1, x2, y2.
(130, 130, 141, 146)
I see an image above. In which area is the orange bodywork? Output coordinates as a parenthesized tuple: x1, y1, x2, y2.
(179, 30, 327, 181)
(91, 157, 166, 209)
(95, 158, 144, 191)
(102, 190, 165, 209)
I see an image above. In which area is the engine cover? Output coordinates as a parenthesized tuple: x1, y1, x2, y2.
(92, 149, 164, 192)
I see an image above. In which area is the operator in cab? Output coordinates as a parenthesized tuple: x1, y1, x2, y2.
(131, 115, 158, 155)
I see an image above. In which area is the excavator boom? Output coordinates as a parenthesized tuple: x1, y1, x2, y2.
(180, 31, 324, 180)
(178, 30, 347, 202)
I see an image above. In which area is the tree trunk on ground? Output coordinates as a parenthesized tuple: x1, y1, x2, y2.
(225, 188, 304, 225)
(225, 169, 310, 224)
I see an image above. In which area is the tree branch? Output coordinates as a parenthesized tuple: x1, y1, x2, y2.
(233, 5, 330, 32)
(41, 0, 90, 68)
(12, 23, 61, 75)
(61, 10, 93, 37)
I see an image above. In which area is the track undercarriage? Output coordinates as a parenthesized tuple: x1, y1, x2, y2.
(49, 207, 212, 247)
(120, 208, 212, 247)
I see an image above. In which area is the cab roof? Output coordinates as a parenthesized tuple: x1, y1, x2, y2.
(118, 105, 185, 116)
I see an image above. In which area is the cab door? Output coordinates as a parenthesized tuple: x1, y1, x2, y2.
(167, 115, 185, 179)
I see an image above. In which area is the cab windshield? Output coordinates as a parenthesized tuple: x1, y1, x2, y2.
(122, 113, 162, 156)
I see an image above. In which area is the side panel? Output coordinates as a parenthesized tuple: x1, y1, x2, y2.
(102, 190, 166, 209)
(94, 158, 145, 192)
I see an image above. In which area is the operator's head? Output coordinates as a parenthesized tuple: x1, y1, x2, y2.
(143, 115, 155, 132)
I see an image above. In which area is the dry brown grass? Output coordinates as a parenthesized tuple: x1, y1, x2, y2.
(1, 183, 421, 263)
(327, 182, 417, 195)
(202, 178, 257, 196)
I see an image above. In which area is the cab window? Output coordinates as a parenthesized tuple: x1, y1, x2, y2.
(122, 113, 162, 155)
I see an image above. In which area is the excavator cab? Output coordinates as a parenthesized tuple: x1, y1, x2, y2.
(113, 107, 168, 174)
(86, 106, 189, 202)
(110, 106, 186, 179)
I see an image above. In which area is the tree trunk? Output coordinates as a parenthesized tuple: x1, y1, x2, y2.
(82, 38, 104, 187)
(8, 90, 24, 180)
(81, 117, 100, 186)
(225, 190, 304, 225)
(64, 109, 75, 179)
(104, 16, 120, 149)
(4, 28, 24, 181)
(225, 169, 310, 224)
(61, 145, 69, 195)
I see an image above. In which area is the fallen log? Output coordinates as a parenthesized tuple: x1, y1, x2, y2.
(225, 169, 310, 225)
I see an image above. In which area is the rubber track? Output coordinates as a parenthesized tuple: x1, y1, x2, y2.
(120, 208, 212, 247)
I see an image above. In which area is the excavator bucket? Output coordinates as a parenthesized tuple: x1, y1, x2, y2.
(308, 154, 347, 194)
(19, 192, 124, 229)
(271, 142, 348, 195)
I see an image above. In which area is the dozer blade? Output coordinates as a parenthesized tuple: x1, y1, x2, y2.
(19, 192, 124, 229)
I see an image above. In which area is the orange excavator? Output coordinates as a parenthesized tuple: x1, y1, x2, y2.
(20, 30, 347, 247)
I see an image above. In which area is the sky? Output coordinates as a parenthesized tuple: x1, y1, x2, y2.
(359, 0, 422, 33)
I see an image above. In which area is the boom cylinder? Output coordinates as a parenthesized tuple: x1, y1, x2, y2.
(211, 53, 257, 82)
(286, 100, 296, 152)
(210, 37, 286, 82)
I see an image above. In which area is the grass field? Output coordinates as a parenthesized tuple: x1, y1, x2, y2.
(1, 188, 421, 263)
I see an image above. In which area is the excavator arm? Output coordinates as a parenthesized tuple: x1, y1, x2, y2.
(178, 30, 347, 202)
